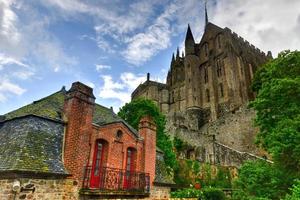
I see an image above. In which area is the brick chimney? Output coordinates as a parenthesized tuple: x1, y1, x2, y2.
(139, 116, 157, 187)
(63, 82, 95, 182)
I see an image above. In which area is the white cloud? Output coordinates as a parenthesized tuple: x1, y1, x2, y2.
(0, 78, 26, 102)
(120, 72, 146, 90)
(0, 53, 28, 68)
(99, 72, 146, 105)
(95, 64, 111, 71)
(0, 0, 20, 44)
(211, 0, 300, 56)
(12, 70, 34, 80)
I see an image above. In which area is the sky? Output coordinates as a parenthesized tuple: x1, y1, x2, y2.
(0, 0, 300, 114)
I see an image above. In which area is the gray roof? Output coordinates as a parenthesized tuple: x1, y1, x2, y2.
(4, 88, 138, 136)
(0, 115, 67, 175)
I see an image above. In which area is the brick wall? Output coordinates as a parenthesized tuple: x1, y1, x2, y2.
(139, 116, 157, 186)
(63, 82, 95, 184)
(89, 122, 144, 172)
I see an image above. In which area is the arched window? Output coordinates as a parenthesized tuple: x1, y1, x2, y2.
(216, 34, 222, 48)
(204, 67, 209, 83)
(124, 147, 137, 189)
(125, 147, 137, 172)
(90, 139, 108, 188)
(116, 130, 123, 139)
(216, 59, 222, 77)
(219, 83, 224, 97)
(206, 89, 210, 102)
(203, 43, 209, 57)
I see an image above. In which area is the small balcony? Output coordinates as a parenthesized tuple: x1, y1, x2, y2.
(80, 166, 150, 196)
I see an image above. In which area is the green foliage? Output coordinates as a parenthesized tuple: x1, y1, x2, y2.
(232, 160, 291, 200)
(173, 136, 188, 152)
(171, 188, 203, 198)
(283, 180, 300, 200)
(250, 50, 300, 174)
(214, 167, 232, 188)
(118, 98, 177, 170)
(171, 188, 225, 200)
(202, 188, 226, 200)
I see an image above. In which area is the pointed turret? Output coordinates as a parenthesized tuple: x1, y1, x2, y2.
(171, 53, 175, 68)
(185, 24, 195, 55)
(205, 1, 208, 26)
(172, 53, 175, 63)
(176, 47, 180, 60)
(185, 24, 195, 43)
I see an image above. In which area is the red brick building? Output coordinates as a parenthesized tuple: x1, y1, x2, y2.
(0, 82, 173, 200)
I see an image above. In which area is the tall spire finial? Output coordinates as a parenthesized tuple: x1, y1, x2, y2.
(176, 47, 180, 59)
(205, 0, 208, 26)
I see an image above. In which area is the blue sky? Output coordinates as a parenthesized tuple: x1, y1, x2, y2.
(1, 0, 300, 114)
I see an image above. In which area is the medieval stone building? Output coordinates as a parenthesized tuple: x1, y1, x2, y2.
(132, 11, 272, 167)
(0, 82, 173, 200)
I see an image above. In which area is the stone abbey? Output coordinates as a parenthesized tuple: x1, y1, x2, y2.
(132, 11, 272, 167)
(132, 20, 272, 121)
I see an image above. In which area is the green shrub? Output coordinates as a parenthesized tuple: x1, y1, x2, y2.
(202, 188, 226, 200)
(283, 180, 300, 200)
(171, 188, 203, 198)
(171, 187, 226, 200)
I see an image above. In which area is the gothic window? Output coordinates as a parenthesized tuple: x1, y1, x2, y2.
(206, 89, 210, 102)
(217, 34, 222, 48)
(219, 83, 224, 97)
(216, 59, 222, 77)
(203, 43, 209, 57)
(172, 91, 175, 103)
(204, 67, 209, 83)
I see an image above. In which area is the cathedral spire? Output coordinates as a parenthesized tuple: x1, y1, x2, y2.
(171, 53, 175, 63)
(185, 24, 195, 55)
(205, 0, 208, 26)
(176, 47, 180, 60)
(185, 24, 195, 43)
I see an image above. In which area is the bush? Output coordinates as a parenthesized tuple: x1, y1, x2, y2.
(171, 188, 203, 198)
(202, 188, 226, 200)
(283, 180, 300, 200)
(171, 188, 226, 200)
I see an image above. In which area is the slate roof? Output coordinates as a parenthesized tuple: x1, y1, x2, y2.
(4, 87, 138, 136)
(0, 115, 67, 175)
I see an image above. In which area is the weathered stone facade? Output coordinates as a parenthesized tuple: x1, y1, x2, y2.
(0, 178, 79, 200)
(131, 19, 272, 167)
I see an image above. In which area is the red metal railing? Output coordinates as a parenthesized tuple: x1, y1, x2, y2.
(82, 166, 150, 193)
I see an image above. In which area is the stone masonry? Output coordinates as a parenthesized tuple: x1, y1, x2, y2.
(131, 16, 272, 167)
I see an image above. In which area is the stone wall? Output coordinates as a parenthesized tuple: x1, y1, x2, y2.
(214, 142, 267, 167)
(207, 105, 262, 155)
(166, 106, 267, 167)
(149, 185, 171, 200)
(0, 178, 172, 200)
(0, 178, 79, 200)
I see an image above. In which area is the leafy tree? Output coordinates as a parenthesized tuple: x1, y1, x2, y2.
(284, 180, 300, 200)
(234, 50, 300, 200)
(250, 50, 300, 175)
(118, 98, 177, 170)
(232, 160, 290, 200)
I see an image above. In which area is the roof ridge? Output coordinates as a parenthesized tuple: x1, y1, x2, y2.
(4, 89, 65, 117)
